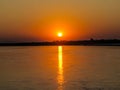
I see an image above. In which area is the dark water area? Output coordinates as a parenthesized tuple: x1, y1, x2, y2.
(0, 46, 120, 90)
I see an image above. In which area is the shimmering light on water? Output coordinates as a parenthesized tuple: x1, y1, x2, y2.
(0, 46, 120, 90)
(57, 46, 64, 90)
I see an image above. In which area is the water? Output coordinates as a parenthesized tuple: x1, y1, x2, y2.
(0, 46, 120, 90)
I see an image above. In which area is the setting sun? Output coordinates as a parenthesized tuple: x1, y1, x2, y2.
(58, 32, 63, 37)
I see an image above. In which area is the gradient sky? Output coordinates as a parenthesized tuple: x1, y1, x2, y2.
(0, 0, 120, 42)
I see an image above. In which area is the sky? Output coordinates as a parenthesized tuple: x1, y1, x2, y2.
(0, 0, 120, 42)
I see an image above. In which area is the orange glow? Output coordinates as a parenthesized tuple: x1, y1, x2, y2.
(58, 32, 63, 37)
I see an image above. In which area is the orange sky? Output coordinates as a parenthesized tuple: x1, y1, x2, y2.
(0, 0, 120, 42)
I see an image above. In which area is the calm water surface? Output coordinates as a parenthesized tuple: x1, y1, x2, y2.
(0, 46, 120, 90)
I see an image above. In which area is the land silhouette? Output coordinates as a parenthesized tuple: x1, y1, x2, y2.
(0, 39, 120, 46)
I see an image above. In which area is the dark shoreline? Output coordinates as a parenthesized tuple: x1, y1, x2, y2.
(0, 39, 120, 46)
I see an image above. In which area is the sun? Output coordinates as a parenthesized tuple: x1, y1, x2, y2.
(58, 32, 63, 37)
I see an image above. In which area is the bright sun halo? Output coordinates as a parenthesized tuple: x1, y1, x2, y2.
(58, 32, 63, 37)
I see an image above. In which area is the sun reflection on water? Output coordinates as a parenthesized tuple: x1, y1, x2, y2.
(57, 46, 64, 90)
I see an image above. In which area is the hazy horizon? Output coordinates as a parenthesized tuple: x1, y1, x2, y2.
(0, 0, 120, 42)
